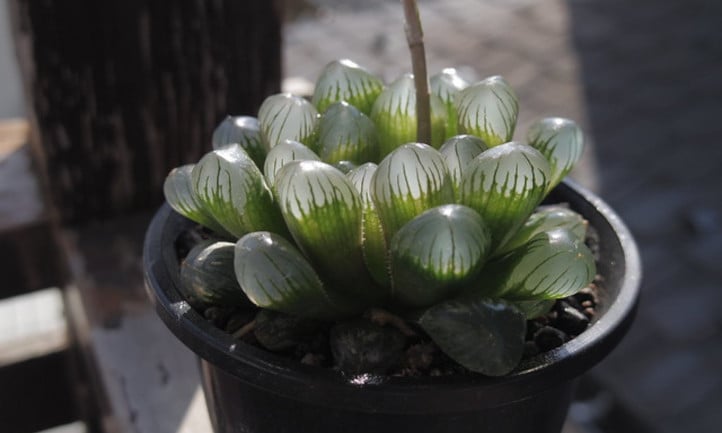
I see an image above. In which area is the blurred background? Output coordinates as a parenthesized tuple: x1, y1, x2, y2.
(0, 0, 720, 432)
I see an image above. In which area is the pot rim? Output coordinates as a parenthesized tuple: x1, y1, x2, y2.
(143, 179, 641, 413)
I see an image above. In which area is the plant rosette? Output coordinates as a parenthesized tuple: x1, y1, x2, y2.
(146, 58, 640, 433)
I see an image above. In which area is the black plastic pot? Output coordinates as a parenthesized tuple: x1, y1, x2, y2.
(143, 180, 641, 433)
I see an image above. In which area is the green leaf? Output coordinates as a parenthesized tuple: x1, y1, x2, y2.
(274, 160, 379, 300)
(370, 73, 448, 156)
(438, 134, 488, 199)
(496, 205, 588, 255)
(191, 146, 288, 238)
(163, 164, 231, 236)
(460, 142, 550, 252)
(234, 231, 356, 319)
(180, 240, 251, 309)
(212, 116, 266, 169)
(390, 205, 492, 308)
(527, 117, 585, 193)
(430, 68, 469, 137)
(347, 163, 391, 288)
(312, 59, 385, 115)
(418, 296, 526, 376)
(512, 299, 556, 320)
(258, 93, 319, 151)
(474, 228, 597, 300)
(316, 101, 380, 165)
(371, 143, 455, 243)
(263, 139, 321, 188)
(456, 75, 519, 147)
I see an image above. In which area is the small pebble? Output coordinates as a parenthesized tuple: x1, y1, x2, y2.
(555, 301, 590, 336)
(523, 341, 540, 358)
(574, 287, 596, 304)
(405, 343, 436, 371)
(330, 319, 406, 375)
(300, 353, 325, 366)
(534, 326, 567, 351)
(225, 309, 257, 334)
(526, 320, 544, 340)
(204, 306, 237, 329)
(563, 296, 583, 311)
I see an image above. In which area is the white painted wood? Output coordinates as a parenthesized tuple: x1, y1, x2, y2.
(35, 421, 88, 433)
(0, 287, 68, 367)
(85, 309, 213, 433)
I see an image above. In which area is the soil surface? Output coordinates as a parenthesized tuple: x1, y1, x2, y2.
(176, 224, 601, 378)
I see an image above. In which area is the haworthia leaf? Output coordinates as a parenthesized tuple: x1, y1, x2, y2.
(347, 163, 391, 288)
(274, 160, 379, 301)
(419, 296, 526, 376)
(474, 228, 596, 300)
(430, 68, 469, 137)
(263, 139, 321, 188)
(460, 142, 550, 252)
(191, 146, 288, 238)
(234, 231, 356, 319)
(258, 93, 319, 151)
(370, 73, 448, 155)
(527, 117, 585, 193)
(180, 240, 251, 310)
(163, 164, 231, 236)
(316, 101, 380, 165)
(211, 116, 266, 169)
(497, 205, 588, 256)
(371, 143, 454, 243)
(390, 205, 492, 308)
(512, 299, 556, 320)
(312, 59, 385, 115)
(438, 134, 488, 199)
(456, 75, 519, 147)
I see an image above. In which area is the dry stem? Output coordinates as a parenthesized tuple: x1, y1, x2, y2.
(402, 0, 431, 145)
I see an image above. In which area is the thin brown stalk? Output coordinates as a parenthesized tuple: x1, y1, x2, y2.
(402, 0, 431, 145)
(366, 308, 417, 337)
(231, 319, 257, 339)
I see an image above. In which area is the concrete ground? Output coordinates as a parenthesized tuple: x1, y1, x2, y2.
(283, 0, 722, 432)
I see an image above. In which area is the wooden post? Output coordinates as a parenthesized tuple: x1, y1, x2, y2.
(9, 0, 283, 223)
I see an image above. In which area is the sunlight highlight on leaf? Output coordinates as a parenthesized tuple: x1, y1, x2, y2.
(312, 59, 385, 115)
(390, 205, 492, 308)
(275, 160, 380, 300)
(191, 146, 287, 238)
(316, 102, 380, 164)
(456, 75, 518, 147)
(527, 117, 585, 193)
(234, 231, 356, 319)
(163, 164, 231, 236)
(258, 93, 319, 151)
(460, 142, 550, 252)
(371, 74, 448, 154)
(212, 116, 266, 169)
(371, 143, 454, 243)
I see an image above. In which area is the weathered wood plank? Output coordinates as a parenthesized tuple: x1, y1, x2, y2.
(9, 0, 282, 223)
(0, 288, 68, 367)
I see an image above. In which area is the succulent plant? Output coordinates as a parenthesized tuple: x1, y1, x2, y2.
(164, 57, 593, 377)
